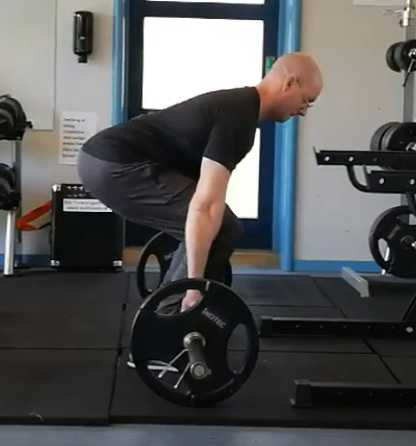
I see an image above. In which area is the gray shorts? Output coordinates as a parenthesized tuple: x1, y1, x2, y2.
(77, 149, 243, 281)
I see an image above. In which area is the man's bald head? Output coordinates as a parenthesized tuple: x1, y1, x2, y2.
(256, 52, 323, 122)
(267, 52, 323, 91)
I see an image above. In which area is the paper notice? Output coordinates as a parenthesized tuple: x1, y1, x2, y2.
(59, 112, 97, 165)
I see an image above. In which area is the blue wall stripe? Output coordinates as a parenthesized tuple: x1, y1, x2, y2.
(0, 255, 380, 275)
(272, 1, 284, 252)
(294, 260, 381, 274)
(0, 255, 50, 268)
(112, 0, 125, 125)
(142, 261, 380, 276)
(274, 0, 301, 271)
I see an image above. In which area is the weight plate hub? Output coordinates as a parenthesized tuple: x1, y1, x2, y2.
(130, 278, 259, 407)
(369, 205, 416, 278)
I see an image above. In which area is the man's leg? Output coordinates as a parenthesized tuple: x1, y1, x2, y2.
(77, 150, 242, 285)
(162, 206, 243, 285)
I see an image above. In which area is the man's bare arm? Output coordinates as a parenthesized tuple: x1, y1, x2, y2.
(185, 157, 231, 280)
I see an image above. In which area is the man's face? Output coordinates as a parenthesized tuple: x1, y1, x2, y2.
(275, 77, 321, 122)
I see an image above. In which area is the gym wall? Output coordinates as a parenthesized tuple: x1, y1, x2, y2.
(0, 0, 413, 267)
(296, 0, 406, 264)
(0, 0, 113, 258)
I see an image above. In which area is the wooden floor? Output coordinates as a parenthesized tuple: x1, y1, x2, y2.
(123, 247, 278, 269)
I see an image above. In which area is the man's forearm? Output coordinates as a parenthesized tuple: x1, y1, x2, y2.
(185, 199, 225, 279)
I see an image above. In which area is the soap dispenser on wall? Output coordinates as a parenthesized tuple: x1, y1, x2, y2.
(73, 11, 94, 63)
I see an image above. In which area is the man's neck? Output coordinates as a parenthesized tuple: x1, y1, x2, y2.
(255, 84, 268, 122)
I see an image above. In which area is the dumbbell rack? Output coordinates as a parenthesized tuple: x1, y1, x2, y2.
(2, 139, 22, 276)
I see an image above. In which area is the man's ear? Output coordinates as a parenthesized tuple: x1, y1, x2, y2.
(282, 74, 296, 92)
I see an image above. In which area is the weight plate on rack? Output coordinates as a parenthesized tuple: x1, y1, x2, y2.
(369, 205, 416, 278)
(370, 122, 399, 152)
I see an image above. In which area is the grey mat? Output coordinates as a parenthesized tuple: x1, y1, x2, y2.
(0, 350, 117, 425)
(0, 272, 127, 348)
(111, 350, 416, 429)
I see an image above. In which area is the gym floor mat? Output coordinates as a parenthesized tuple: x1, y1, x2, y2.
(232, 275, 334, 306)
(111, 350, 416, 429)
(1, 272, 415, 429)
(314, 277, 414, 320)
(0, 349, 117, 425)
(127, 273, 334, 307)
(0, 273, 127, 348)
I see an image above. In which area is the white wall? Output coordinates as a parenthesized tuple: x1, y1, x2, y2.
(0, 0, 56, 129)
(0, 0, 113, 257)
(296, 0, 406, 262)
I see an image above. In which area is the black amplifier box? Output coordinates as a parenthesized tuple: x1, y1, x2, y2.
(50, 183, 124, 270)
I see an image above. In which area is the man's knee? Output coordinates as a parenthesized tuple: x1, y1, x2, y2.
(216, 207, 244, 247)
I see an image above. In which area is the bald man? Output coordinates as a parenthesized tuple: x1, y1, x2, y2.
(77, 52, 323, 311)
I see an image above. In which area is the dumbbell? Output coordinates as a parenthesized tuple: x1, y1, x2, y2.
(0, 164, 20, 210)
(0, 95, 29, 140)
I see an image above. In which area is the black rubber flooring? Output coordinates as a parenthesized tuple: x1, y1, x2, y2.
(0, 271, 415, 428)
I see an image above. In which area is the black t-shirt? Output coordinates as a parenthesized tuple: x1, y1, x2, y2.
(82, 86, 260, 179)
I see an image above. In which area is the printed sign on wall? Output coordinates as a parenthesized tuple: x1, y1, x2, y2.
(59, 112, 97, 165)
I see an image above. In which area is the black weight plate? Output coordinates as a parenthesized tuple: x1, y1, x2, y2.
(381, 122, 402, 152)
(382, 122, 416, 152)
(0, 101, 17, 131)
(136, 231, 233, 299)
(0, 95, 25, 122)
(394, 41, 406, 71)
(370, 122, 399, 152)
(369, 205, 416, 278)
(386, 42, 402, 72)
(379, 122, 404, 169)
(394, 40, 416, 71)
(369, 206, 406, 271)
(0, 164, 18, 210)
(136, 231, 180, 298)
(0, 108, 15, 138)
(224, 261, 233, 288)
(0, 95, 28, 140)
(130, 278, 258, 407)
(381, 122, 416, 169)
(0, 163, 15, 187)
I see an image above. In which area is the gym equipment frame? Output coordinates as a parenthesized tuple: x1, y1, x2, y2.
(2, 139, 22, 276)
(261, 295, 416, 408)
